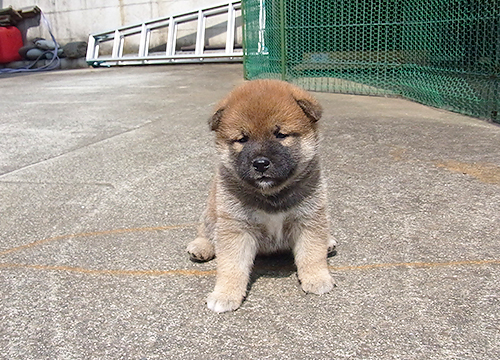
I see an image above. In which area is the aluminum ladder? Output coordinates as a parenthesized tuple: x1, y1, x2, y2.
(86, 1, 242, 67)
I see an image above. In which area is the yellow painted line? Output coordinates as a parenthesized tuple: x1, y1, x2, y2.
(0, 259, 498, 277)
(0, 263, 215, 276)
(434, 160, 500, 185)
(330, 259, 500, 271)
(1, 224, 498, 277)
(0, 223, 198, 256)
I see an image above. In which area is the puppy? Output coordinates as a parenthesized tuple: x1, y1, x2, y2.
(187, 79, 336, 313)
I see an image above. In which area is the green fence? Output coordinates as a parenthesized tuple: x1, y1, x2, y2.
(242, 0, 499, 122)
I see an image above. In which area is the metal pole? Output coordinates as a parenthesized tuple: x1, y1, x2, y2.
(279, 0, 286, 80)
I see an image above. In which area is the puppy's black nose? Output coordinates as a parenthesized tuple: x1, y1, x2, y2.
(253, 157, 271, 173)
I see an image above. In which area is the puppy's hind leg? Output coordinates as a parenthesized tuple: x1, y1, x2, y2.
(187, 237, 215, 262)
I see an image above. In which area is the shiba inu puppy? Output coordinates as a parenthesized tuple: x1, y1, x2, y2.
(187, 79, 336, 313)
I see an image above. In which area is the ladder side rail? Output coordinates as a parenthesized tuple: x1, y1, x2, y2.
(144, 17, 172, 27)
(96, 52, 242, 62)
(96, 57, 242, 66)
(148, 20, 171, 31)
(204, 5, 230, 17)
(92, 22, 146, 38)
(88, 1, 241, 38)
(120, 27, 145, 38)
(174, 13, 200, 24)
(202, 2, 236, 15)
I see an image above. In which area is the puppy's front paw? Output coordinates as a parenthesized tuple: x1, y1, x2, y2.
(327, 236, 337, 255)
(299, 271, 335, 295)
(207, 291, 243, 313)
(187, 237, 215, 262)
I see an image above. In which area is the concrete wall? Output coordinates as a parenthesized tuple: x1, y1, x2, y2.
(4, 0, 241, 52)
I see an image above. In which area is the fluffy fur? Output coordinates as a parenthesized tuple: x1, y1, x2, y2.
(187, 79, 336, 313)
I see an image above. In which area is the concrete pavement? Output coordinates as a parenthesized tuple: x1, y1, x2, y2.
(1, 64, 499, 359)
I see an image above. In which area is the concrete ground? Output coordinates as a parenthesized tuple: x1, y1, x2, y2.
(0, 64, 499, 360)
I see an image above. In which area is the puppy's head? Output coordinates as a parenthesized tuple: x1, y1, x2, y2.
(209, 80, 322, 192)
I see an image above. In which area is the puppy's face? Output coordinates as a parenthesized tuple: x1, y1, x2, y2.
(210, 80, 322, 192)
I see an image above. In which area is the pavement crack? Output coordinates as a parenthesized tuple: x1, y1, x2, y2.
(0, 120, 158, 179)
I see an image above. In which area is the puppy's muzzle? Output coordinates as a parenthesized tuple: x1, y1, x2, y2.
(252, 157, 271, 173)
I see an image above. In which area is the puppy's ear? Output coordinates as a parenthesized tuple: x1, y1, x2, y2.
(295, 98, 323, 123)
(209, 108, 224, 131)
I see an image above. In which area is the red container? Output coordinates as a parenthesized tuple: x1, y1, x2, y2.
(0, 26, 23, 63)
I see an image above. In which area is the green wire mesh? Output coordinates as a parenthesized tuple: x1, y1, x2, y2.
(242, 0, 499, 122)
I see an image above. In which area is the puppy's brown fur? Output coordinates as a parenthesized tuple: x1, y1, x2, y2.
(187, 79, 335, 313)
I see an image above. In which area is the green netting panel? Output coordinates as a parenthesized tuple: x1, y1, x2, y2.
(242, 0, 499, 122)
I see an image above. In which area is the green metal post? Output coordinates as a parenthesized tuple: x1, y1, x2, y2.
(279, 0, 286, 80)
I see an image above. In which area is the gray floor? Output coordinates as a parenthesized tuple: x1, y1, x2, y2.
(1, 64, 499, 360)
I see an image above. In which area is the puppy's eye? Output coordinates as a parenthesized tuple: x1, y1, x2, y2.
(235, 135, 249, 143)
(274, 131, 289, 139)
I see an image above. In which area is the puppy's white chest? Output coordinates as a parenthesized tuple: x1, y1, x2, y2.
(263, 212, 285, 240)
(253, 211, 288, 252)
